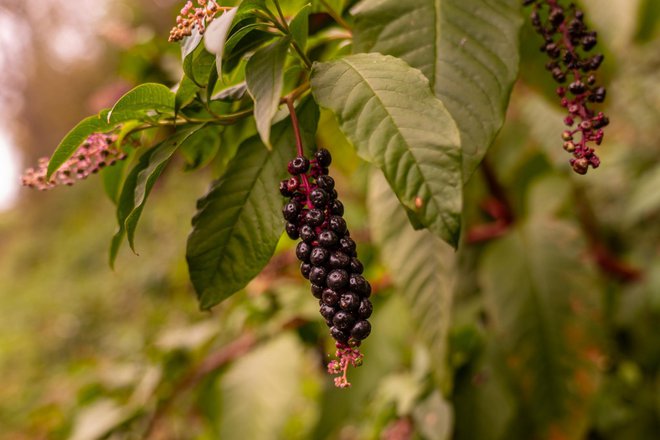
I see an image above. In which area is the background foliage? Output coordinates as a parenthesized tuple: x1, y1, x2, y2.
(1, 0, 660, 439)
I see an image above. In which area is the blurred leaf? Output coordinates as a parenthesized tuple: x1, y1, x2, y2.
(186, 98, 318, 310)
(413, 391, 453, 440)
(311, 53, 462, 247)
(246, 37, 290, 149)
(179, 126, 222, 171)
(369, 170, 456, 388)
(181, 27, 204, 60)
(624, 164, 660, 225)
(636, 0, 660, 42)
(100, 158, 128, 205)
(216, 334, 305, 440)
(480, 218, 601, 433)
(69, 400, 129, 440)
(204, 7, 239, 78)
(46, 114, 112, 178)
(108, 83, 175, 124)
(352, 0, 523, 180)
(290, 4, 311, 51)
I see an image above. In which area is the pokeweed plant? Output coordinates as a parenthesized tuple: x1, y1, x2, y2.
(20, 0, 609, 388)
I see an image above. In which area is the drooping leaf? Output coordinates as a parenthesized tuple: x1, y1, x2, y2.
(179, 126, 222, 171)
(290, 4, 311, 51)
(352, 0, 523, 180)
(369, 170, 456, 388)
(181, 27, 204, 61)
(108, 83, 176, 124)
(204, 7, 239, 77)
(212, 82, 248, 102)
(46, 114, 112, 178)
(110, 126, 203, 266)
(183, 45, 216, 87)
(311, 53, 462, 246)
(480, 218, 602, 432)
(100, 156, 129, 205)
(245, 37, 290, 149)
(186, 98, 319, 310)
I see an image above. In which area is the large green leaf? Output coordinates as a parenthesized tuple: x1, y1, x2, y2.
(46, 114, 112, 178)
(110, 126, 203, 266)
(108, 83, 175, 124)
(480, 218, 601, 429)
(245, 37, 290, 149)
(204, 7, 238, 77)
(186, 98, 319, 310)
(311, 53, 462, 246)
(369, 170, 456, 388)
(352, 0, 523, 180)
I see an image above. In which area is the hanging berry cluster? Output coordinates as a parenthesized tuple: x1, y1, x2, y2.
(280, 149, 372, 388)
(524, 0, 609, 175)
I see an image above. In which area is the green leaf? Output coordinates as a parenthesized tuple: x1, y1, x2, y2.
(100, 157, 129, 205)
(479, 219, 601, 428)
(181, 28, 204, 60)
(311, 53, 462, 246)
(625, 164, 660, 225)
(636, 0, 660, 41)
(290, 4, 311, 51)
(212, 82, 248, 101)
(204, 7, 239, 77)
(46, 114, 112, 178)
(352, 0, 523, 180)
(175, 76, 201, 113)
(186, 98, 319, 310)
(369, 170, 456, 388)
(183, 45, 216, 87)
(245, 37, 290, 149)
(179, 126, 222, 171)
(110, 126, 202, 266)
(108, 83, 176, 124)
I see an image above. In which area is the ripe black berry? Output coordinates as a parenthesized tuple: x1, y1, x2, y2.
(330, 326, 348, 343)
(328, 251, 350, 269)
(321, 288, 340, 306)
(282, 202, 300, 222)
(311, 284, 324, 299)
(339, 237, 356, 256)
(358, 299, 373, 319)
(309, 266, 328, 285)
(330, 200, 344, 216)
(340, 292, 360, 311)
(288, 156, 310, 175)
(329, 216, 347, 235)
(299, 225, 316, 243)
(310, 247, 330, 266)
(300, 262, 311, 279)
(349, 274, 371, 297)
(295, 242, 312, 262)
(285, 222, 299, 239)
(279, 179, 292, 197)
(350, 257, 364, 274)
(320, 304, 336, 320)
(351, 321, 371, 340)
(327, 269, 349, 291)
(333, 311, 355, 331)
(310, 188, 328, 208)
(315, 148, 332, 167)
(316, 175, 335, 191)
(305, 209, 325, 227)
(318, 230, 339, 248)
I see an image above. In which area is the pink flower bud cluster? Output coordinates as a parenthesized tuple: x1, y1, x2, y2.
(168, 0, 227, 42)
(327, 342, 364, 388)
(22, 133, 124, 191)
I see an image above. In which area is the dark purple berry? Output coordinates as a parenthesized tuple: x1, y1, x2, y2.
(305, 209, 325, 227)
(327, 269, 349, 291)
(316, 175, 335, 191)
(300, 225, 316, 243)
(320, 304, 336, 320)
(328, 251, 350, 269)
(310, 247, 330, 266)
(311, 284, 324, 299)
(279, 179, 292, 197)
(286, 177, 300, 193)
(358, 299, 373, 319)
(318, 230, 339, 248)
(581, 35, 597, 51)
(285, 222, 299, 239)
(300, 262, 311, 279)
(296, 242, 312, 262)
(340, 292, 360, 311)
(309, 266, 328, 285)
(282, 202, 300, 222)
(328, 216, 347, 235)
(288, 156, 310, 175)
(350, 258, 364, 274)
(330, 326, 348, 343)
(333, 311, 355, 331)
(310, 188, 328, 208)
(315, 149, 332, 167)
(349, 274, 371, 297)
(351, 320, 371, 340)
(322, 288, 340, 306)
(569, 80, 586, 95)
(330, 200, 344, 216)
(339, 237, 356, 256)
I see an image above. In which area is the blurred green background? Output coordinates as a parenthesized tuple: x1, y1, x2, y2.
(0, 0, 659, 439)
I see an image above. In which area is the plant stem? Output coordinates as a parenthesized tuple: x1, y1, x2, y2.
(319, 0, 352, 31)
(285, 96, 304, 157)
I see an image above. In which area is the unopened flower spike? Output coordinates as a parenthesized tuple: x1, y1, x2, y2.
(22, 132, 125, 191)
(168, 0, 232, 42)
